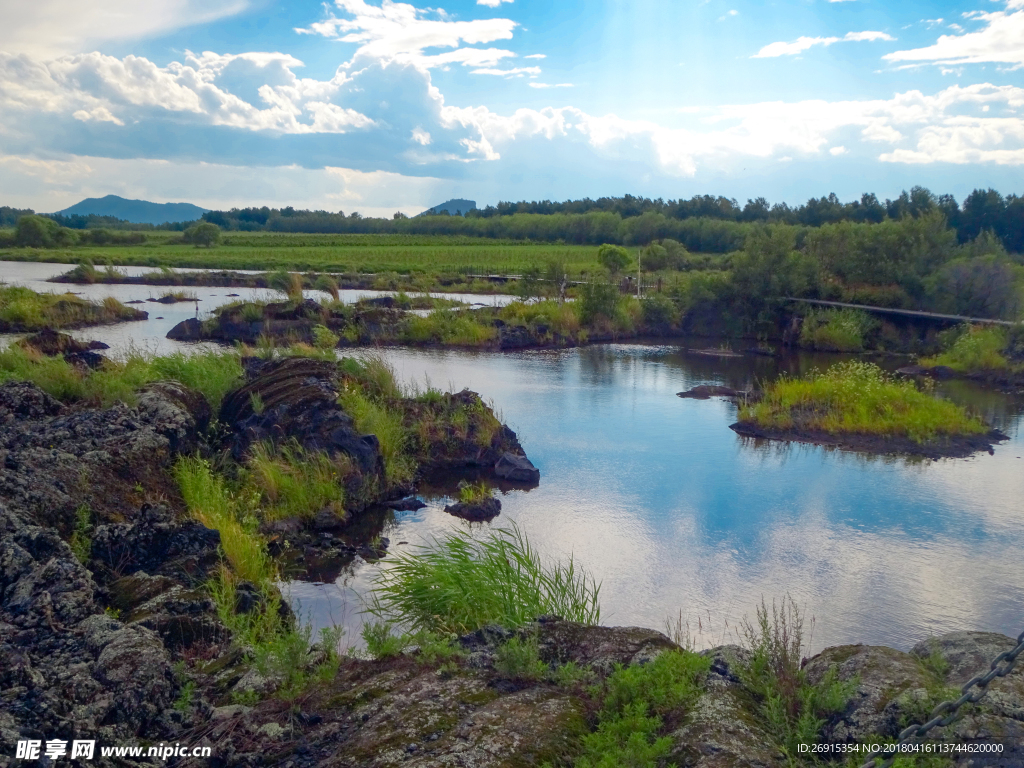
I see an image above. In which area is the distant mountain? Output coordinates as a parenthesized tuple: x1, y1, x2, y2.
(56, 195, 208, 225)
(419, 198, 477, 217)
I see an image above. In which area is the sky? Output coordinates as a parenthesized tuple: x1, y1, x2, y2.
(1, 0, 1023, 215)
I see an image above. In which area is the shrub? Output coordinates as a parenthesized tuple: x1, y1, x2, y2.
(799, 308, 876, 352)
(640, 294, 678, 326)
(311, 324, 340, 350)
(183, 222, 221, 248)
(493, 635, 547, 681)
(578, 281, 621, 324)
(367, 523, 601, 635)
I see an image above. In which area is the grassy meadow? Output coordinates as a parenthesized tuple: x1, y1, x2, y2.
(0, 229, 610, 275)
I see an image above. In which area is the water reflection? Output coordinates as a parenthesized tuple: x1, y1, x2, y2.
(290, 343, 1024, 654)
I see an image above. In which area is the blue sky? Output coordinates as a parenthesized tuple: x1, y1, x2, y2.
(1, 0, 1023, 215)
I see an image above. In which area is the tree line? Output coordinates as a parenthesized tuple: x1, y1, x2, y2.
(194, 187, 1024, 252)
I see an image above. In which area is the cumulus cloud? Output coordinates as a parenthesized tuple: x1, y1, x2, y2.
(476, 0, 513, 6)
(0, 0, 248, 58)
(753, 30, 895, 58)
(295, 0, 519, 72)
(884, 1, 1024, 68)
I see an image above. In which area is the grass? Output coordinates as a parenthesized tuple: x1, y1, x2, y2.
(366, 523, 601, 635)
(923, 325, 1013, 372)
(174, 456, 274, 584)
(338, 384, 414, 486)
(2, 231, 602, 275)
(0, 345, 243, 409)
(0, 284, 143, 331)
(493, 635, 548, 681)
(403, 308, 497, 345)
(245, 441, 350, 521)
(574, 650, 710, 768)
(69, 503, 92, 564)
(740, 360, 988, 442)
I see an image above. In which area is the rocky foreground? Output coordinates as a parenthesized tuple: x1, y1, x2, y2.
(0, 375, 1022, 767)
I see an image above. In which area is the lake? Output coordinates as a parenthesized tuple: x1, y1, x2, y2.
(3, 260, 1023, 654)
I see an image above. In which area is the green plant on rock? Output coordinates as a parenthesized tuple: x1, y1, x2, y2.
(925, 324, 1011, 372)
(575, 649, 710, 768)
(311, 324, 340, 350)
(69, 503, 92, 564)
(245, 440, 350, 522)
(458, 479, 493, 504)
(740, 596, 857, 759)
(494, 634, 548, 681)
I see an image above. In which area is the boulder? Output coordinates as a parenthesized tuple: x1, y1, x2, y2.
(166, 317, 205, 341)
(494, 452, 540, 484)
(444, 497, 501, 522)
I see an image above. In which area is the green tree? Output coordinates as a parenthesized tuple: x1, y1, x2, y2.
(184, 222, 221, 248)
(597, 244, 631, 275)
(15, 215, 76, 248)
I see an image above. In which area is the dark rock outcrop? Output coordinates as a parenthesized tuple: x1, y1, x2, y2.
(219, 357, 384, 481)
(444, 496, 501, 521)
(677, 384, 748, 400)
(493, 451, 540, 484)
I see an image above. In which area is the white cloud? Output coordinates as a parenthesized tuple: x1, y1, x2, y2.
(411, 126, 431, 144)
(72, 106, 124, 125)
(753, 30, 895, 58)
(529, 82, 573, 89)
(470, 66, 542, 77)
(523, 54, 546, 59)
(0, 0, 248, 58)
(885, 2, 1024, 67)
(476, 0, 513, 6)
(295, 0, 519, 72)
(829, 145, 848, 155)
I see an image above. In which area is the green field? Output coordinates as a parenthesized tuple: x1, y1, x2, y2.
(0, 230, 606, 275)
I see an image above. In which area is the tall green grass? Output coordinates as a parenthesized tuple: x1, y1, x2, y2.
(246, 441, 349, 521)
(740, 361, 987, 442)
(367, 524, 601, 635)
(173, 456, 274, 584)
(403, 308, 497, 346)
(338, 386, 413, 485)
(0, 345, 243, 408)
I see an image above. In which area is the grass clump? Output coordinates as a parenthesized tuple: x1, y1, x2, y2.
(740, 360, 988, 442)
(575, 650, 710, 768)
(311, 323, 340, 349)
(403, 308, 496, 346)
(367, 523, 601, 635)
(740, 596, 857, 759)
(924, 324, 1012, 372)
(458, 480, 493, 504)
(338, 384, 413, 486)
(0, 284, 142, 331)
(245, 441, 349, 521)
(148, 349, 243, 409)
(799, 308, 876, 352)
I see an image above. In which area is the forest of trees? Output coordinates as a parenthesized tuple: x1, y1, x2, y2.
(194, 187, 1024, 252)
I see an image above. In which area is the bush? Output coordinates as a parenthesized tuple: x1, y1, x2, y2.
(15, 215, 77, 248)
(578, 281, 621, 324)
(799, 308, 876, 352)
(640, 294, 678, 326)
(183, 222, 221, 248)
(367, 523, 601, 635)
(493, 635, 547, 681)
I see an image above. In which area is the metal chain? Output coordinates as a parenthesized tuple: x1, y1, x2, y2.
(857, 629, 1024, 768)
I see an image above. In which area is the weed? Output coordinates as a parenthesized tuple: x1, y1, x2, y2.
(494, 635, 548, 681)
(740, 596, 858, 758)
(69, 503, 92, 564)
(245, 441, 349, 521)
(800, 308, 877, 352)
(173, 680, 196, 713)
(552, 661, 595, 687)
(367, 523, 601, 635)
(575, 650, 710, 768)
(925, 324, 1011, 371)
(362, 621, 408, 659)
